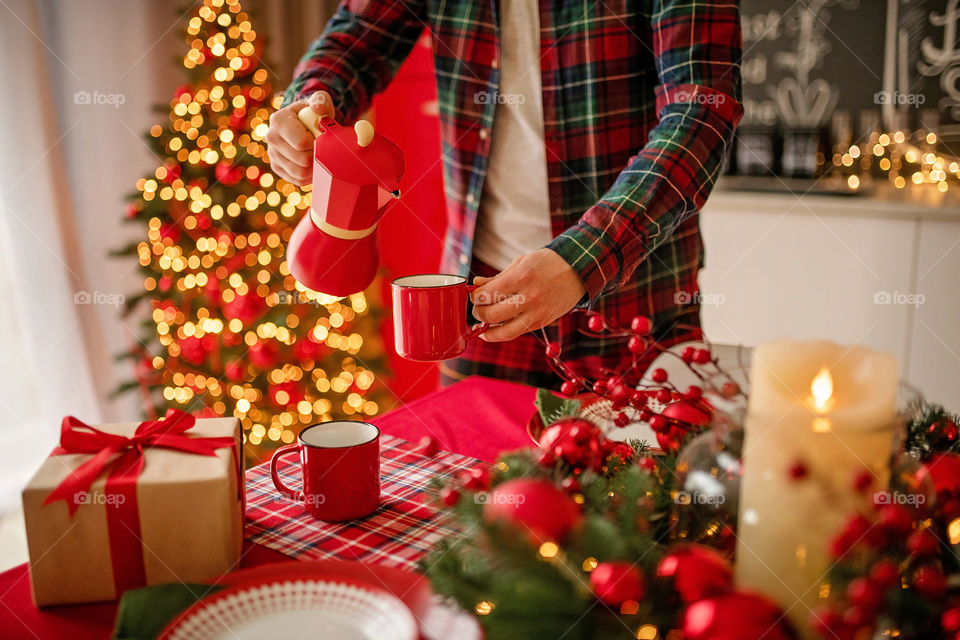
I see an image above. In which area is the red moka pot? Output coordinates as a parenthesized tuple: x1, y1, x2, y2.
(285, 106, 404, 297)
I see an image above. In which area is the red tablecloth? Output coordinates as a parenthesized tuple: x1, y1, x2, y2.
(0, 377, 534, 639)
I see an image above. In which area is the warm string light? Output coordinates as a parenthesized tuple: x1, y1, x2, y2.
(831, 128, 957, 193)
(128, 0, 383, 449)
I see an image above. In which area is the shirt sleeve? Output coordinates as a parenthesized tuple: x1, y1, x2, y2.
(546, 0, 743, 305)
(281, 0, 427, 122)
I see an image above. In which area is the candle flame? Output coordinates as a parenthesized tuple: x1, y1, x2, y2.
(810, 367, 834, 412)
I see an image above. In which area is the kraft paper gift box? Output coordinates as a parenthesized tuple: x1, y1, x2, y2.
(22, 411, 244, 606)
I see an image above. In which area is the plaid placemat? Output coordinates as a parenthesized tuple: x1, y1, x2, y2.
(244, 434, 479, 570)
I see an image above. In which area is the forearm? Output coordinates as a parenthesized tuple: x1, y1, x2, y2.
(548, 0, 743, 303)
(281, 1, 425, 121)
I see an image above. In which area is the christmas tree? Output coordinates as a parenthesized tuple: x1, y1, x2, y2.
(114, 0, 389, 460)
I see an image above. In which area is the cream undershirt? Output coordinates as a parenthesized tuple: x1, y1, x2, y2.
(471, 0, 552, 271)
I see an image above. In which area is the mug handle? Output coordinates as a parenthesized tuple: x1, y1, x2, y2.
(465, 284, 490, 340)
(270, 444, 304, 501)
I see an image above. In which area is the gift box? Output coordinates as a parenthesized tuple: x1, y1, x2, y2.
(22, 410, 244, 606)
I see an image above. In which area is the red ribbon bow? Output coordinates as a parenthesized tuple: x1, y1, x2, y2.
(45, 408, 235, 515)
(43, 409, 237, 595)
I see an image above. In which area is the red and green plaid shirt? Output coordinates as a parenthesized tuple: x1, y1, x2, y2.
(283, 0, 743, 389)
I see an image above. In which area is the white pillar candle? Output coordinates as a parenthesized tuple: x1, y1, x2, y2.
(736, 340, 899, 636)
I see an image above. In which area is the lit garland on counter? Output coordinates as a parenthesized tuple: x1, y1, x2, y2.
(115, 0, 388, 455)
(832, 128, 959, 193)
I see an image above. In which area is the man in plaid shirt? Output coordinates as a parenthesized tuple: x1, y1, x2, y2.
(267, 0, 743, 389)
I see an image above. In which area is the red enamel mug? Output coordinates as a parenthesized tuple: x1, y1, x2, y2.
(391, 274, 489, 361)
(270, 421, 380, 521)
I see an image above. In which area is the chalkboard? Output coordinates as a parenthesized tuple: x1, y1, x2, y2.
(740, 0, 960, 139)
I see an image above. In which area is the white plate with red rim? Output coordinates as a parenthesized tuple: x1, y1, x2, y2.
(162, 577, 418, 640)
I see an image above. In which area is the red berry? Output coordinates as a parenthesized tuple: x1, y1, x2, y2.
(546, 341, 561, 357)
(720, 381, 740, 397)
(869, 559, 900, 589)
(907, 530, 939, 558)
(944, 421, 958, 441)
(630, 390, 647, 405)
(627, 335, 645, 355)
(681, 346, 696, 363)
(841, 605, 869, 629)
(877, 505, 914, 536)
(638, 457, 657, 472)
(809, 606, 843, 637)
(560, 380, 579, 397)
(592, 380, 608, 394)
(912, 565, 947, 599)
(692, 349, 711, 364)
(460, 466, 491, 491)
(439, 487, 460, 506)
(561, 476, 580, 493)
(609, 383, 631, 402)
(684, 385, 703, 401)
(788, 461, 809, 480)
(630, 316, 652, 335)
(651, 368, 668, 383)
(649, 415, 668, 433)
(614, 412, 630, 428)
(853, 470, 873, 493)
(942, 606, 960, 632)
(655, 389, 672, 405)
(587, 313, 605, 332)
(846, 577, 883, 612)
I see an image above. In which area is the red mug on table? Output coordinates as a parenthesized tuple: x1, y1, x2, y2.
(270, 421, 380, 521)
(391, 274, 489, 361)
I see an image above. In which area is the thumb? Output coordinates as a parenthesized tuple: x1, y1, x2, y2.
(308, 91, 336, 119)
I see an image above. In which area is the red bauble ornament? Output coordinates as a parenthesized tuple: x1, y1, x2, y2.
(224, 291, 266, 324)
(912, 565, 947, 599)
(178, 335, 213, 366)
(869, 559, 900, 589)
(657, 545, 733, 602)
(539, 417, 604, 470)
(249, 340, 278, 369)
(921, 452, 960, 498)
(638, 457, 657, 473)
(683, 591, 794, 640)
(846, 577, 883, 612)
(215, 161, 244, 186)
(590, 562, 645, 606)
(661, 401, 711, 429)
(483, 478, 581, 544)
(224, 360, 245, 382)
(876, 504, 914, 536)
(906, 529, 939, 558)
